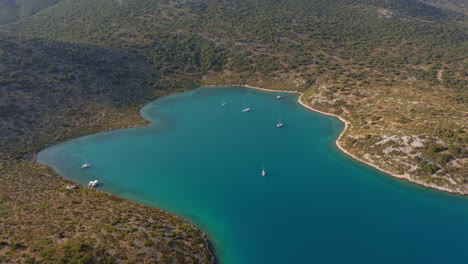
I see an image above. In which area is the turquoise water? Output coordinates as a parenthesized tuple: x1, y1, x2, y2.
(38, 86, 468, 264)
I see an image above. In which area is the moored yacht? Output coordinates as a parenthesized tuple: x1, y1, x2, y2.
(242, 100, 250, 112)
(276, 116, 284, 128)
(88, 180, 99, 187)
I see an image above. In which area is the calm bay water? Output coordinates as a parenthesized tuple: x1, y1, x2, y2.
(38, 86, 468, 264)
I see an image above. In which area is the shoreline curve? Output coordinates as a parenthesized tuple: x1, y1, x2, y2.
(202, 84, 461, 195)
(32, 84, 460, 263)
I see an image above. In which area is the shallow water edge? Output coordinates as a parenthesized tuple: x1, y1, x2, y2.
(36, 85, 468, 264)
(217, 85, 463, 196)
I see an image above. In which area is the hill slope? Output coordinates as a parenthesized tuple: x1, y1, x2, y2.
(0, 0, 467, 261)
(0, 0, 67, 23)
(0, 34, 163, 164)
(5, 0, 466, 190)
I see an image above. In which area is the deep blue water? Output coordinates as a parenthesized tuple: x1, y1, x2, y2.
(38, 86, 468, 264)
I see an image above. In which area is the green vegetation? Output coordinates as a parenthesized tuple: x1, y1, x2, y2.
(7, 0, 467, 85)
(0, 34, 160, 164)
(0, 0, 467, 261)
(0, 0, 66, 24)
(0, 162, 213, 263)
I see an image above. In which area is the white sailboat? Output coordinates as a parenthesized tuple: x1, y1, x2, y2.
(242, 100, 250, 112)
(81, 160, 91, 168)
(276, 116, 284, 128)
(221, 99, 227, 107)
(262, 164, 266, 176)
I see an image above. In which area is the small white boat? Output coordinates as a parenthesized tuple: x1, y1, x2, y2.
(242, 100, 250, 112)
(88, 180, 99, 187)
(221, 99, 227, 107)
(81, 158, 91, 168)
(276, 116, 284, 128)
(262, 164, 266, 176)
(276, 93, 283, 99)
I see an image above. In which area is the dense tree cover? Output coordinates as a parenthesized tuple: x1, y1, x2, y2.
(0, 0, 18, 23)
(0, 0, 66, 23)
(0, 34, 164, 163)
(139, 32, 226, 74)
(5, 0, 466, 87)
(420, 0, 468, 14)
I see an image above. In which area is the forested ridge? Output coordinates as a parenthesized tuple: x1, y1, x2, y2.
(6, 0, 467, 70)
(0, 0, 466, 262)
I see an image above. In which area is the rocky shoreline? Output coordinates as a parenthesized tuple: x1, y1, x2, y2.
(203, 85, 465, 196)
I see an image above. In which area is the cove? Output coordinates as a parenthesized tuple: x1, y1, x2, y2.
(37, 86, 468, 264)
